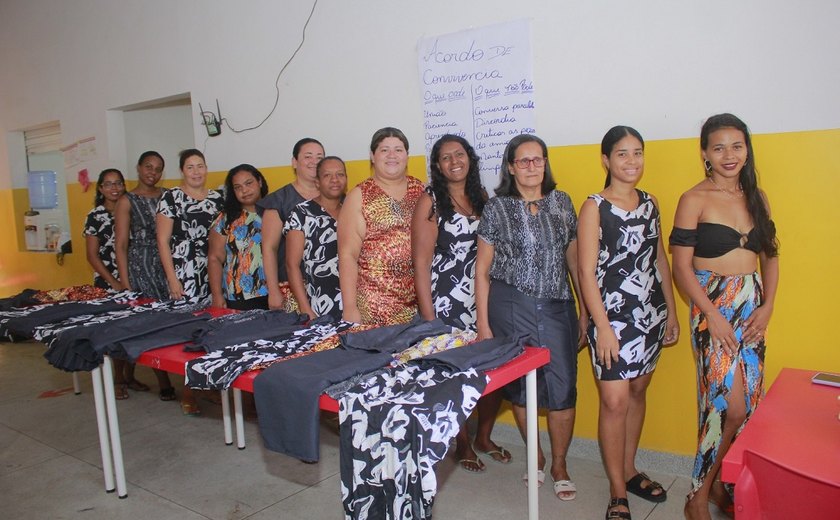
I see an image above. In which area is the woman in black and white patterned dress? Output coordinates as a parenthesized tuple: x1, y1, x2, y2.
(413, 135, 512, 473)
(157, 149, 224, 303)
(285, 156, 347, 320)
(84, 168, 125, 290)
(578, 126, 679, 519)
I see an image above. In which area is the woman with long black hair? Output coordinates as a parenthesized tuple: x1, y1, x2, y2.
(671, 113, 779, 520)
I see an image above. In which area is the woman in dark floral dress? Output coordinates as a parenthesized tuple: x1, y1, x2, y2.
(412, 134, 511, 473)
(285, 156, 347, 320)
(84, 168, 125, 290)
(157, 149, 224, 303)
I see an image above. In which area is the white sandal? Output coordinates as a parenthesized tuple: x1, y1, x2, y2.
(553, 479, 577, 501)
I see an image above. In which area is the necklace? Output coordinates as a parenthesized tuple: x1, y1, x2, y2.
(707, 177, 743, 198)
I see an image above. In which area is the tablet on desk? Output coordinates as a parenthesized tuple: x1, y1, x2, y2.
(811, 372, 840, 388)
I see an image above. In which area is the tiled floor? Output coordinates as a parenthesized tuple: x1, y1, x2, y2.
(0, 341, 728, 519)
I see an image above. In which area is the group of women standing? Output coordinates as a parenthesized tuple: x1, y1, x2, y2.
(83, 113, 778, 520)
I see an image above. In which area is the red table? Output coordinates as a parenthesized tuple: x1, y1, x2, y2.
(720, 367, 840, 519)
(124, 341, 549, 519)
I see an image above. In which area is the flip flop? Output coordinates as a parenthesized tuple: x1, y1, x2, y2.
(522, 469, 545, 488)
(159, 387, 176, 401)
(114, 383, 129, 400)
(478, 446, 512, 464)
(553, 479, 577, 501)
(625, 472, 666, 503)
(458, 457, 486, 473)
(126, 379, 150, 392)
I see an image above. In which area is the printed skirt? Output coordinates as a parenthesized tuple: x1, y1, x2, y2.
(688, 270, 765, 501)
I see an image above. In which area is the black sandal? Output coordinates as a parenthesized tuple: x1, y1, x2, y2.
(606, 497, 631, 519)
(159, 387, 176, 401)
(626, 472, 667, 503)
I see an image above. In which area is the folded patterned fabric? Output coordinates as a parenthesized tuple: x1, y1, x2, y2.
(391, 329, 477, 366)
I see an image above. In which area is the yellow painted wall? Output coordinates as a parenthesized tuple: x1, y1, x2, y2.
(0, 130, 836, 455)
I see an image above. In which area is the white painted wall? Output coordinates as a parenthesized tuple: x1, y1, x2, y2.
(1, 0, 838, 188)
(123, 104, 195, 181)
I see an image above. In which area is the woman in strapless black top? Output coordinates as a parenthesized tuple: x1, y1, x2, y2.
(670, 113, 779, 520)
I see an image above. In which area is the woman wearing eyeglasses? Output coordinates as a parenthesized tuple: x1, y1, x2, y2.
(84, 168, 126, 291)
(476, 134, 587, 501)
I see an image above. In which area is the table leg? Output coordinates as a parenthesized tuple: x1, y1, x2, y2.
(233, 388, 245, 449)
(72, 371, 81, 395)
(102, 355, 128, 498)
(221, 389, 233, 446)
(526, 367, 538, 520)
(90, 366, 115, 493)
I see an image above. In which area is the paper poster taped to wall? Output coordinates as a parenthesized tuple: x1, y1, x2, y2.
(417, 19, 535, 192)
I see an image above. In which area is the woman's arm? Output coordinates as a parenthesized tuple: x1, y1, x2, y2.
(743, 192, 779, 344)
(207, 227, 227, 308)
(651, 195, 680, 345)
(261, 209, 285, 310)
(576, 198, 618, 366)
(565, 237, 590, 351)
(671, 192, 738, 355)
(84, 233, 121, 290)
(411, 193, 439, 321)
(155, 212, 182, 299)
(114, 196, 132, 290)
(285, 229, 313, 319)
(337, 187, 366, 323)
(475, 238, 494, 340)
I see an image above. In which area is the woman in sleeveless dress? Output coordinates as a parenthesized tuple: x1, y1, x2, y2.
(113, 151, 168, 399)
(412, 134, 512, 473)
(338, 127, 422, 325)
(578, 126, 679, 520)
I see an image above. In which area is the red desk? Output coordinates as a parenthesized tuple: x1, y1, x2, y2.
(720, 367, 840, 519)
(118, 341, 549, 519)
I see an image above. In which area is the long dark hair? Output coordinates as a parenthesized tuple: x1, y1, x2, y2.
(222, 164, 268, 226)
(700, 113, 778, 257)
(601, 126, 644, 188)
(495, 134, 556, 197)
(94, 168, 124, 206)
(428, 135, 486, 220)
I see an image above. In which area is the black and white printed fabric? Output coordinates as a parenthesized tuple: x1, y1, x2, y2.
(32, 298, 198, 346)
(41, 307, 211, 371)
(187, 309, 308, 353)
(255, 319, 452, 462)
(338, 334, 527, 519)
(0, 291, 141, 341)
(185, 318, 356, 390)
(83, 205, 119, 289)
(339, 364, 486, 519)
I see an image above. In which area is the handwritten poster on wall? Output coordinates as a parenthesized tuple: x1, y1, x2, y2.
(417, 19, 535, 191)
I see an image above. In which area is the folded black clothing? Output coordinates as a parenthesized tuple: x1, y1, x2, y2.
(3, 300, 130, 338)
(43, 310, 210, 371)
(186, 309, 310, 352)
(0, 289, 39, 311)
(340, 317, 450, 352)
(412, 333, 530, 373)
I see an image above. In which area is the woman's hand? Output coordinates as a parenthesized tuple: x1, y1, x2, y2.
(108, 280, 123, 291)
(211, 295, 227, 309)
(663, 315, 680, 346)
(342, 306, 362, 324)
(268, 290, 285, 311)
(168, 279, 185, 300)
(595, 324, 620, 370)
(705, 310, 739, 357)
(577, 312, 589, 351)
(742, 304, 772, 345)
(477, 324, 494, 341)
